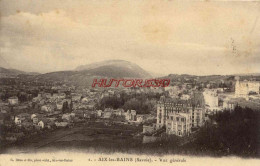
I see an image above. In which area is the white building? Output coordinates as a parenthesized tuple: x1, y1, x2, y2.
(55, 122, 68, 127)
(166, 112, 191, 137)
(235, 78, 260, 99)
(38, 121, 45, 129)
(14, 117, 21, 125)
(8, 97, 18, 105)
(96, 110, 103, 117)
(41, 105, 54, 112)
(203, 89, 219, 112)
(62, 113, 72, 121)
(125, 110, 137, 121)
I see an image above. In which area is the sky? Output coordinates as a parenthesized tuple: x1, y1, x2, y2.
(0, 0, 260, 75)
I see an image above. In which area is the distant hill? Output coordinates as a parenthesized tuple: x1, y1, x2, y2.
(161, 73, 260, 84)
(32, 60, 151, 86)
(0, 67, 26, 77)
(0, 67, 40, 78)
(75, 60, 152, 78)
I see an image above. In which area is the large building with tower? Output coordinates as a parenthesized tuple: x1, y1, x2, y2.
(156, 94, 205, 137)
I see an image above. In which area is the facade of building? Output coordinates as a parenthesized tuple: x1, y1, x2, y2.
(156, 96, 205, 136)
(203, 89, 219, 111)
(166, 112, 191, 136)
(223, 99, 237, 110)
(8, 97, 19, 105)
(125, 110, 137, 121)
(235, 79, 260, 98)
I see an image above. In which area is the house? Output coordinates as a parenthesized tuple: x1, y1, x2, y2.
(203, 89, 219, 111)
(51, 93, 66, 100)
(44, 93, 52, 99)
(223, 99, 237, 111)
(108, 90, 115, 95)
(181, 94, 190, 100)
(41, 105, 54, 112)
(38, 120, 45, 129)
(56, 102, 63, 110)
(32, 117, 39, 124)
(39, 99, 45, 105)
(103, 111, 112, 119)
(31, 113, 44, 124)
(125, 110, 131, 121)
(136, 115, 145, 123)
(81, 97, 89, 103)
(70, 113, 75, 118)
(101, 92, 110, 99)
(8, 96, 19, 105)
(72, 94, 82, 102)
(113, 108, 124, 116)
(37, 118, 54, 129)
(84, 112, 92, 119)
(15, 113, 30, 126)
(32, 96, 42, 102)
(96, 110, 103, 117)
(55, 121, 68, 127)
(103, 108, 113, 119)
(31, 113, 44, 120)
(62, 113, 73, 121)
(31, 114, 37, 119)
(125, 110, 137, 121)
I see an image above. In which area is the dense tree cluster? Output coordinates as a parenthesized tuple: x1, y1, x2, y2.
(191, 106, 259, 157)
(96, 92, 162, 114)
(62, 101, 73, 113)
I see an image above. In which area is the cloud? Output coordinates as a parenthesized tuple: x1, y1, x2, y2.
(0, 1, 260, 75)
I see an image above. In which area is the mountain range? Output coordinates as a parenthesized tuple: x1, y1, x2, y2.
(0, 58, 259, 85)
(75, 60, 152, 78)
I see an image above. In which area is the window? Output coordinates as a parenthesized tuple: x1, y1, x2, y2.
(176, 117, 179, 121)
(181, 118, 184, 122)
(171, 116, 173, 120)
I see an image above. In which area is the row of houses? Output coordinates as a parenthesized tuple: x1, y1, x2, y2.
(95, 108, 155, 124)
(14, 112, 67, 129)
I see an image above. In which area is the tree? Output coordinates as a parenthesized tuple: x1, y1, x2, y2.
(62, 101, 69, 113)
(193, 106, 259, 157)
(70, 101, 73, 112)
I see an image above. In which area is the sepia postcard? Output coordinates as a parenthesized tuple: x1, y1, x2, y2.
(0, 0, 259, 166)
